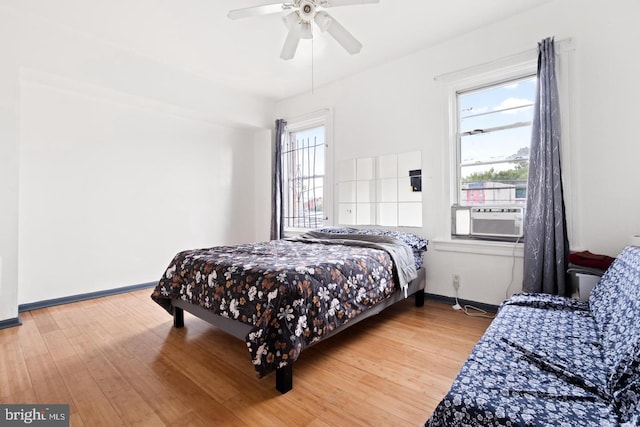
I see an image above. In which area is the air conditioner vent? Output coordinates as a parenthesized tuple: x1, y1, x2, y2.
(452, 205, 524, 240)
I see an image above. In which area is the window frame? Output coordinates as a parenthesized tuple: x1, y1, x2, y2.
(434, 40, 574, 254)
(282, 109, 334, 235)
(449, 63, 537, 209)
(444, 60, 537, 240)
(456, 74, 536, 207)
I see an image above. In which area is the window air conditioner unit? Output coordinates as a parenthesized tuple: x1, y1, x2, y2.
(452, 205, 524, 240)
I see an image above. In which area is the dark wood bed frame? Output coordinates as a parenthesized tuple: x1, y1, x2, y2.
(171, 267, 426, 393)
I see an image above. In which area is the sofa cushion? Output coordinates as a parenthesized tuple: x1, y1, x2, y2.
(499, 294, 608, 392)
(589, 245, 640, 421)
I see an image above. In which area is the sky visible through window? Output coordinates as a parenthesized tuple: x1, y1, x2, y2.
(459, 76, 536, 176)
(291, 126, 325, 173)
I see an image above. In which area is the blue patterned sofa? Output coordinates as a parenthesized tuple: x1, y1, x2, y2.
(426, 246, 640, 426)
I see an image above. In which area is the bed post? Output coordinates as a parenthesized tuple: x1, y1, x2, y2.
(276, 364, 293, 394)
(173, 306, 184, 328)
(415, 290, 425, 307)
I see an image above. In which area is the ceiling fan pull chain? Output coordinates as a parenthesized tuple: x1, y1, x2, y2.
(311, 35, 315, 94)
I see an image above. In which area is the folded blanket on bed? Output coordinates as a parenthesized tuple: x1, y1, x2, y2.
(314, 226, 429, 269)
(287, 231, 418, 297)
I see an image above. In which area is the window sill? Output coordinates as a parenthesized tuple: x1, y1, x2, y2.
(432, 237, 524, 258)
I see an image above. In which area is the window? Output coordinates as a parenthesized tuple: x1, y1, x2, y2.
(456, 75, 536, 207)
(282, 124, 326, 229)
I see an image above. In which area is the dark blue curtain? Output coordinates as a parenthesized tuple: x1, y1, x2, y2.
(523, 37, 570, 295)
(270, 119, 286, 240)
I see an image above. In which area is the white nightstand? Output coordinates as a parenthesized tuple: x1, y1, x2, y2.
(572, 272, 602, 301)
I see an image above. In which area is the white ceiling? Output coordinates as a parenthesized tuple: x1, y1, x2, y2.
(7, 0, 552, 101)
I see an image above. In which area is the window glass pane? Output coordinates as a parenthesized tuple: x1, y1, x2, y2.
(459, 77, 536, 130)
(457, 75, 535, 207)
(460, 126, 531, 166)
(282, 125, 325, 229)
(460, 161, 528, 205)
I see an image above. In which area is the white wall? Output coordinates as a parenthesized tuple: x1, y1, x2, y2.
(0, 7, 24, 321)
(253, 129, 274, 243)
(275, 0, 640, 305)
(17, 75, 258, 303)
(0, 5, 274, 317)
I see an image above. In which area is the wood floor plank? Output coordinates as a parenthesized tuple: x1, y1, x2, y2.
(0, 324, 36, 403)
(11, 312, 86, 427)
(85, 304, 248, 426)
(1, 290, 492, 426)
(66, 330, 165, 426)
(39, 328, 125, 427)
(30, 307, 62, 335)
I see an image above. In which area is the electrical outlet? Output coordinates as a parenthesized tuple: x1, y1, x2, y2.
(452, 274, 460, 290)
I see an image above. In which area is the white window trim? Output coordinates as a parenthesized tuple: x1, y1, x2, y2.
(435, 39, 576, 254)
(283, 109, 334, 235)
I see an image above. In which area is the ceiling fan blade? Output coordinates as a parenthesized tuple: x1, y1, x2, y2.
(228, 2, 288, 20)
(314, 11, 362, 54)
(300, 22, 313, 39)
(280, 27, 302, 60)
(321, 0, 379, 7)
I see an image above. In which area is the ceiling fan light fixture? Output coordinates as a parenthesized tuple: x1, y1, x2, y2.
(314, 10, 332, 32)
(283, 11, 299, 29)
(300, 22, 313, 39)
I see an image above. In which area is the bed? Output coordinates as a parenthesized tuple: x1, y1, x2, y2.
(151, 227, 428, 393)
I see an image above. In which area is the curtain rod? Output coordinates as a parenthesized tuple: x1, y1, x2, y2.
(434, 37, 573, 83)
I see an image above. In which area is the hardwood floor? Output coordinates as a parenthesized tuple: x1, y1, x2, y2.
(0, 289, 493, 426)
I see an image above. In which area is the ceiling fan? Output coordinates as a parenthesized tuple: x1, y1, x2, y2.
(228, 0, 379, 60)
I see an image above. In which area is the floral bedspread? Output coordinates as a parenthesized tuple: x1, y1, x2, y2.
(151, 237, 410, 378)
